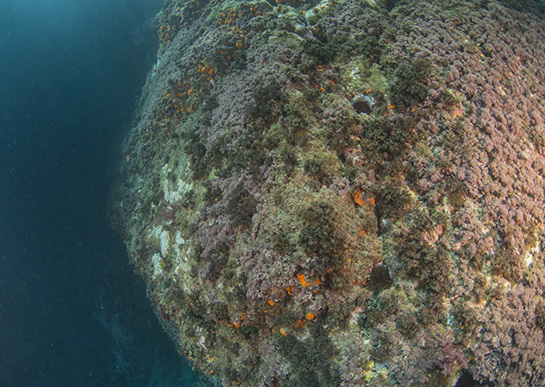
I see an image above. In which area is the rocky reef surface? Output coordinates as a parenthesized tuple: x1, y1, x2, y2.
(110, 0, 545, 385)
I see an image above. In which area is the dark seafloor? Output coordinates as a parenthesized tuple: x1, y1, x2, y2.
(110, 0, 545, 386)
(0, 0, 201, 385)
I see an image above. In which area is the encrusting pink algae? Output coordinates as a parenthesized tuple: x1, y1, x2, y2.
(110, 0, 545, 385)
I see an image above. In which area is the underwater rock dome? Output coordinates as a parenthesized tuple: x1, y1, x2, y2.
(111, 0, 545, 385)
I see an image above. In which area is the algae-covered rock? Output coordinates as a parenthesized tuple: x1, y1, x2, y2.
(111, 0, 545, 385)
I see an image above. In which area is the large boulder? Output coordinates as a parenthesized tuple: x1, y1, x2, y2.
(111, 1, 545, 385)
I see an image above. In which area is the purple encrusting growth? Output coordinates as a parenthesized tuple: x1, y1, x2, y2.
(110, 0, 545, 385)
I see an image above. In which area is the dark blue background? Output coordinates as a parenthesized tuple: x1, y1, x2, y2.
(0, 0, 200, 385)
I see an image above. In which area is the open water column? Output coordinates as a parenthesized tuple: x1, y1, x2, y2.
(0, 0, 201, 385)
(111, 0, 545, 386)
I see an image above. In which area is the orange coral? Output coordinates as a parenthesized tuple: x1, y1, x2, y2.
(297, 273, 310, 287)
(352, 188, 366, 206)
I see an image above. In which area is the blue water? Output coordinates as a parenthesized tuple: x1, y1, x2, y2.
(0, 1, 200, 385)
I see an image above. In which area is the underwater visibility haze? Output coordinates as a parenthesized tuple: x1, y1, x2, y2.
(0, 0, 200, 385)
(4, 0, 545, 386)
